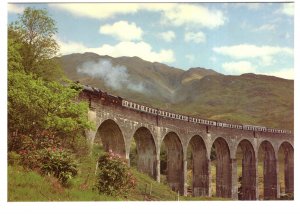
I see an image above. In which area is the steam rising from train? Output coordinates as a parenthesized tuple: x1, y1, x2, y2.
(77, 59, 145, 93)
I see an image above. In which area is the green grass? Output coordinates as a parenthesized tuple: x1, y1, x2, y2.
(8, 144, 289, 201)
(8, 144, 223, 201)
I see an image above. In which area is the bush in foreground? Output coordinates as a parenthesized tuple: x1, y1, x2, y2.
(95, 150, 136, 196)
(17, 143, 78, 186)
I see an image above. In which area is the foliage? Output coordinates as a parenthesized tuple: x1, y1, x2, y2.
(8, 71, 93, 152)
(129, 141, 137, 167)
(8, 7, 63, 80)
(39, 147, 78, 186)
(95, 150, 136, 196)
(160, 150, 167, 175)
(18, 141, 78, 186)
(8, 37, 24, 72)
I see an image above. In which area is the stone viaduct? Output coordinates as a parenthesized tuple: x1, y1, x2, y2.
(80, 87, 294, 200)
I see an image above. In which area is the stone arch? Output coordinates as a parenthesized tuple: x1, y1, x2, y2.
(211, 137, 232, 198)
(210, 135, 232, 158)
(187, 135, 209, 197)
(258, 140, 277, 199)
(161, 131, 184, 195)
(132, 127, 157, 179)
(236, 139, 256, 200)
(95, 119, 126, 157)
(278, 141, 294, 195)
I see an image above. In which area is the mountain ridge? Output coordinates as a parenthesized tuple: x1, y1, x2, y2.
(57, 52, 293, 130)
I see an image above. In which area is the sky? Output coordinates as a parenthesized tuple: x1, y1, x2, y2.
(7, 2, 294, 79)
(2, 1, 300, 212)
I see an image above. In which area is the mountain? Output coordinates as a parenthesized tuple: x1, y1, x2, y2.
(57, 52, 294, 130)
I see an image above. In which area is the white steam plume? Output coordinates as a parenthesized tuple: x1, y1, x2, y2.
(77, 59, 145, 92)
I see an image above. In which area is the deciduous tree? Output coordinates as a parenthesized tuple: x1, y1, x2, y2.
(9, 7, 63, 80)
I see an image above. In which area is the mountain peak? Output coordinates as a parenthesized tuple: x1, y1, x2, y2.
(181, 67, 221, 84)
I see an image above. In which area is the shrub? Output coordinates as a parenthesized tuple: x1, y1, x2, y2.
(39, 147, 78, 186)
(95, 150, 136, 196)
(18, 146, 78, 186)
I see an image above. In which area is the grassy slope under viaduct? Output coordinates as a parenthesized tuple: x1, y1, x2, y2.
(8, 144, 224, 201)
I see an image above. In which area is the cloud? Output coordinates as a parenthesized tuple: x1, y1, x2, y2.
(159, 31, 176, 42)
(267, 68, 293, 80)
(160, 4, 226, 28)
(222, 60, 294, 80)
(50, 3, 140, 19)
(210, 56, 217, 62)
(184, 31, 206, 43)
(222, 61, 256, 75)
(213, 44, 293, 65)
(8, 4, 24, 14)
(281, 3, 294, 16)
(51, 3, 226, 29)
(57, 39, 88, 55)
(57, 38, 175, 63)
(99, 21, 143, 41)
(253, 24, 275, 32)
(233, 3, 261, 10)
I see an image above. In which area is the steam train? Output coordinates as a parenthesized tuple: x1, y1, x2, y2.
(82, 85, 292, 134)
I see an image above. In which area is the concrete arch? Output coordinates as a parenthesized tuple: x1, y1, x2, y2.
(161, 131, 184, 195)
(211, 137, 232, 198)
(236, 139, 256, 200)
(95, 119, 126, 157)
(258, 140, 277, 199)
(187, 135, 209, 197)
(132, 127, 157, 179)
(278, 141, 294, 195)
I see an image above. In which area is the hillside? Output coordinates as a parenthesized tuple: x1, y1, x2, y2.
(58, 52, 294, 130)
(8, 144, 224, 201)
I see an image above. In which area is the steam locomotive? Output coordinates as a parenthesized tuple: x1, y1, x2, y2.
(82, 85, 292, 134)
